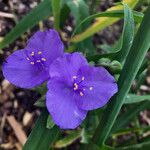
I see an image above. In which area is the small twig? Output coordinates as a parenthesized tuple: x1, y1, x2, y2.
(0, 11, 14, 18)
(6, 116, 27, 145)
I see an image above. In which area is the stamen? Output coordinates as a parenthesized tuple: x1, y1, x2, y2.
(83, 88, 86, 91)
(82, 76, 85, 81)
(38, 51, 42, 54)
(74, 83, 78, 90)
(37, 60, 41, 63)
(30, 52, 34, 56)
(73, 76, 77, 79)
(30, 62, 34, 65)
(89, 87, 93, 90)
(80, 92, 84, 96)
(41, 58, 46, 61)
(26, 57, 30, 61)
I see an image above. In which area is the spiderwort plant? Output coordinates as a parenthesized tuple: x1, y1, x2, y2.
(46, 52, 118, 129)
(2, 29, 118, 129)
(2, 29, 64, 88)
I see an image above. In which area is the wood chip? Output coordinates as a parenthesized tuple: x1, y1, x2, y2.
(0, 142, 14, 149)
(23, 111, 33, 126)
(0, 11, 14, 18)
(6, 116, 27, 145)
(15, 142, 22, 150)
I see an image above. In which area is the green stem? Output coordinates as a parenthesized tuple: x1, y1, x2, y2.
(52, 0, 61, 31)
(23, 109, 60, 150)
(91, 5, 150, 148)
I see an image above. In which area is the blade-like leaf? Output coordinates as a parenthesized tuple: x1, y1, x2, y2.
(54, 130, 81, 148)
(111, 101, 150, 134)
(0, 0, 51, 49)
(34, 96, 45, 107)
(64, 0, 89, 26)
(71, 0, 139, 42)
(125, 94, 150, 104)
(52, 0, 61, 30)
(86, 5, 135, 63)
(91, 4, 150, 148)
(47, 115, 55, 129)
(120, 141, 150, 150)
(112, 126, 150, 137)
(71, 10, 143, 38)
(114, 4, 134, 63)
(64, 0, 95, 54)
(23, 109, 59, 150)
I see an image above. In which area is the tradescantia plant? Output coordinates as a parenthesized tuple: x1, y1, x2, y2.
(3, 30, 118, 129)
(1, 0, 150, 149)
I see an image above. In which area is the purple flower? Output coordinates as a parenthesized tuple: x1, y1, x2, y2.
(46, 52, 118, 129)
(2, 29, 64, 88)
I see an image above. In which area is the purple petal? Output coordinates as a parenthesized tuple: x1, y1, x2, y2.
(2, 49, 49, 88)
(49, 52, 88, 79)
(75, 66, 118, 110)
(26, 29, 64, 66)
(46, 77, 87, 129)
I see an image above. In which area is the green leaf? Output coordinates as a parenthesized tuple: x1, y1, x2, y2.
(47, 115, 55, 129)
(125, 94, 150, 104)
(71, 0, 139, 43)
(52, 0, 61, 30)
(87, 4, 135, 65)
(23, 109, 60, 150)
(71, 10, 142, 38)
(91, 4, 150, 148)
(64, 0, 95, 54)
(34, 83, 47, 95)
(0, 0, 51, 49)
(114, 4, 134, 63)
(34, 95, 46, 107)
(64, 0, 89, 25)
(111, 101, 150, 134)
(112, 126, 150, 137)
(54, 130, 81, 148)
(119, 141, 150, 150)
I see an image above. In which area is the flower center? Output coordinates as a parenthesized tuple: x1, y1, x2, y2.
(26, 51, 47, 66)
(72, 76, 93, 97)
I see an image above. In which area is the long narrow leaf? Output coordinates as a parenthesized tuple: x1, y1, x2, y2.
(0, 0, 51, 49)
(54, 130, 81, 148)
(120, 141, 150, 150)
(71, 0, 139, 42)
(91, 5, 150, 148)
(125, 94, 150, 104)
(111, 101, 150, 134)
(23, 109, 59, 150)
(71, 10, 143, 38)
(52, 0, 61, 30)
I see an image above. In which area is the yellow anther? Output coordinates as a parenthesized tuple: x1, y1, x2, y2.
(73, 76, 77, 79)
(82, 76, 85, 81)
(80, 92, 84, 96)
(74, 83, 78, 90)
(26, 57, 30, 61)
(30, 52, 34, 56)
(89, 87, 93, 90)
(37, 60, 41, 62)
(30, 62, 34, 65)
(38, 51, 42, 54)
(41, 58, 46, 61)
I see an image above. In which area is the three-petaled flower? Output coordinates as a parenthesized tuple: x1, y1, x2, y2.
(46, 53, 118, 129)
(2, 29, 118, 129)
(2, 29, 64, 88)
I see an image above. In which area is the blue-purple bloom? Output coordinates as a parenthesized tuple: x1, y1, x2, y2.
(46, 53, 118, 129)
(2, 29, 64, 88)
(2, 29, 118, 130)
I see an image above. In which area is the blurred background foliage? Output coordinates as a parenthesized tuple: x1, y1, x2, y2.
(0, 0, 150, 150)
